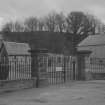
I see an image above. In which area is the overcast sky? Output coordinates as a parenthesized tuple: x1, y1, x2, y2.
(0, 0, 105, 27)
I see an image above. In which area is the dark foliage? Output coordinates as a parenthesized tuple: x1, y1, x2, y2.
(2, 31, 78, 54)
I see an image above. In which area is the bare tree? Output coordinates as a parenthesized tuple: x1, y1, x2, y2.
(95, 21, 105, 34)
(43, 12, 66, 32)
(85, 14, 97, 34)
(55, 12, 66, 32)
(65, 11, 97, 54)
(14, 21, 24, 32)
(66, 11, 89, 35)
(37, 17, 45, 31)
(2, 11, 105, 35)
(2, 21, 24, 32)
(66, 11, 105, 36)
(24, 17, 38, 32)
(86, 14, 105, 34)
(44, 12, 57, 32)
(98, 24, 105, 34)
(2, 21, 14, 32)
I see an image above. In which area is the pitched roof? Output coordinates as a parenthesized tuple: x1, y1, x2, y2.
(77, 34, 105, 58)
(78, 34, 105, 47)
(3, 41, 31, 55)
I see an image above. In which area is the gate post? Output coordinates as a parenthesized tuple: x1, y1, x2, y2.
(63, 56, 66, 82)
(29, 49, 48, 88)
(72, 60, 76, 80)
(77, 51, 91, 80)
(71, 56, 77, 80)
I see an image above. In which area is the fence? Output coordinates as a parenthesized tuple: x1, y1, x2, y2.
(85, 57, 105, 80)
(39, 53, 77, 85)
(0, 55, 31, 80)
(1, 52, 105, 88)
(0, 53, 77, 87)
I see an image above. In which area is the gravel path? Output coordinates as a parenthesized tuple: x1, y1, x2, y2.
(0, 80, 105, 105)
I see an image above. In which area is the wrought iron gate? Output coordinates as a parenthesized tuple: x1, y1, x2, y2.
(37, 53, 77, 85)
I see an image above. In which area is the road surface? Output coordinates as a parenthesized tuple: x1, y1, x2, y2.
(0, 80, 105, 105)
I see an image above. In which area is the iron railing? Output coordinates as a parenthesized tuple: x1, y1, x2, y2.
(85, 57, 105, 79)
(0, 54, 77, 85)
(0, 55, 31, 80)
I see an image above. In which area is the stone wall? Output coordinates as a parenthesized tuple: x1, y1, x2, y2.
(0, 78, 36, 92)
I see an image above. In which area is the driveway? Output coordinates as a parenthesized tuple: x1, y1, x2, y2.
(0, 80, 105, 105)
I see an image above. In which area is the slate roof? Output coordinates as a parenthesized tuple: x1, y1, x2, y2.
(77, 34, 105, 58)
(78, 34, 105, 47)
(3, 41, 31, 55)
